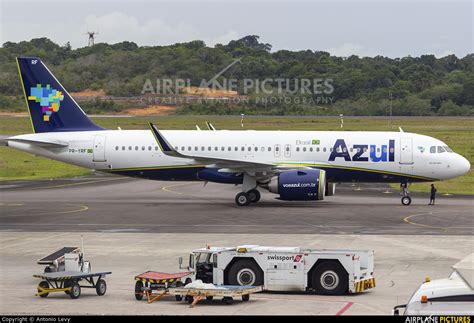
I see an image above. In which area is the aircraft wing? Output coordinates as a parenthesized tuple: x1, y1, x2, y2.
(149, 123, 291, 176)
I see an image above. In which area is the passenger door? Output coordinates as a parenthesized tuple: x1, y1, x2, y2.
(399, 138, 413, 164)
(93, 136, 107, 162)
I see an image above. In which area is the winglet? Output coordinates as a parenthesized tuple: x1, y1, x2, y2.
(206, 121, 216, 131)
(149, 123, 176, 154)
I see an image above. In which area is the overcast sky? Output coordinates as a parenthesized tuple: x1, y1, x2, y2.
(1, 0, 472, 58)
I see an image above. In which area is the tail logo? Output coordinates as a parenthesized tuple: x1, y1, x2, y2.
(28, 84, 64, 121)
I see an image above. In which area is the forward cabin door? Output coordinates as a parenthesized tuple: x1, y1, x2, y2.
(399, 138, 413, 164)
(93, 135, 107, 162)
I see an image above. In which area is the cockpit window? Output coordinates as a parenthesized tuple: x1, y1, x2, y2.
(437, 146, 446, 153)
(444, 146, 453, 153)
(430, 146, 436, 153)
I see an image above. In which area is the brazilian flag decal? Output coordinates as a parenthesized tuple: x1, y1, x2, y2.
(312, 139, 320, 145)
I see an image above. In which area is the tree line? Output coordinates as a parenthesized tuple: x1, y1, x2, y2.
(0, 36, 472, 116)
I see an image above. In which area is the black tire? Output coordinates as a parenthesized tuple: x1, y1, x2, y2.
(206, 296, 214, 301)
(247, 189, 261, 203)
(44, 266, 52, 273)
(235, 192, 251, 206)
(96, 279, 107, 296)
(64, 280, 72, 295)
(185, 295, 194, 304)
(38, 281, 49, 298)
(242, 294, 250, 302)
(135, 281, 144, 301)
(184, 278, 192, 286)
(222, 297, 234, 305)
(227, 260, 263, 286)
(312, 261, 348, 295)
(175, 295, 183, 301)
(401, 196, 412, 206)
(69, 282, 81, 299)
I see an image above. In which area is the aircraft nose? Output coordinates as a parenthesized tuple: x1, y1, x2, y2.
(457, 154, 471, 175)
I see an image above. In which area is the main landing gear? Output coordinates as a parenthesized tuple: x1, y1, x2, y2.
(235, 189, 261, 206)
(235, 174, 261, 206)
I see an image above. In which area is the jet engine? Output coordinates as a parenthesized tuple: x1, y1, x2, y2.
(266, 169, 326, 201)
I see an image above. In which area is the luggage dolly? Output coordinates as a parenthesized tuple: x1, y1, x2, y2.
(134, 271, 192, 303)
(168, 285, 263, 307)
(34, 271, 112, 299)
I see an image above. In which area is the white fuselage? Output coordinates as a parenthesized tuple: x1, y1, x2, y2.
(7, 130, 470, 183)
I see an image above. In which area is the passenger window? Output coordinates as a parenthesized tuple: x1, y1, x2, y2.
(234, 147, 238, 151)
(261, 147, 265, 152)
(122, 146, 125, 151)
(303, 147, 306, 152)
(181, 146, 185, 151)
(155, 146, 158, 150)
(188, 147, 191, 151)
(389, 147, 394, 153)
(310, 147, 313, 152)
(214, 147, 218, 151)
(323, 148, 326, 152)
(135, 146, 138, 151)
(148, 146, 152, 151)
(329, 148, 333, 152)
(438, 146, 446, 153)
(115, 146, 119, 150)
(430, 146, 436, 153)
(128, 146, 132, 150)
(376, 148, 380, 153)
(383, 147, 387, 153)
(221, 147, 225, 151)
(241, 147, 245, 151)
(268, 147, 271, 152)
(195, 146, 198, 151)
(316, 147, 320, 152)
(201, 147, 205, 151)
(228, 147, 232, 151)
(142, 146, 145, 151)
(248, 147, 251, 152)
(296, 147, 300, 152)
(254, 147, 258, 152)
(208, 147, 211, 151)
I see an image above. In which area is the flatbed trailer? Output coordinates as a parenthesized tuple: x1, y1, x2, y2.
(134, 271, 192, 303)
(168, 285, 263, 307)
(34, 271, 111, 299)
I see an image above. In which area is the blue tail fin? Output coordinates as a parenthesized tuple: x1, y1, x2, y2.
(16, 57, 104, 133)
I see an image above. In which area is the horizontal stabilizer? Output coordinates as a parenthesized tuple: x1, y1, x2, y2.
(6, 138, 68, 148)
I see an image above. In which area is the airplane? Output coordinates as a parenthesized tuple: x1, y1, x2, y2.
(5, 57, 471, 206)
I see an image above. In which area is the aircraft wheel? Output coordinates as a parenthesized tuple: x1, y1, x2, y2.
(247, 189, 261, 203)
(235, 192, 251, 206)
(401, 196, 412, 206)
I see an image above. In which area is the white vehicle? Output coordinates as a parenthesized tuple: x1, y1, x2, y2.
(7, 57, 470, 206)
(393, 254, 474, 315)
(179, 245, 375, 295)
(37, 246, 91, 273)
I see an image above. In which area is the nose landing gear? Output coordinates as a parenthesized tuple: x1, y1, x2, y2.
(400, 182, 412, 205)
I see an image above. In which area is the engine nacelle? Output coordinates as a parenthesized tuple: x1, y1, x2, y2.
(325, 182, 336, 196)
(267, 169, 326, 201)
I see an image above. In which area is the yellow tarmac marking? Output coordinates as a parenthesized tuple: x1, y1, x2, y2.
(161, 182, 200, 196)
(30, 177, 126, 190)
(403, 212, 450, 232)
(0, 203, 24, 206)
(0, 204, 88, 217)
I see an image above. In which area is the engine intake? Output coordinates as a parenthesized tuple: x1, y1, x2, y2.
(267, 169, 326, 201)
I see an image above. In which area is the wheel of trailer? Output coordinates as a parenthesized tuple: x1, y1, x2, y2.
(228, 260, 263, 286)
(69, 282, 81, 299)
(38, 281, 49, 298)
(134, 281, 144, 300)
(312, 261, 348, 295)
(96, 279, 107, 296)
(64, 280, 72, 295)
(185, 296, 194, 304)
(222, 297, 234, 305)
(175, 295, 183, 301)
(401, 196, 412, 206)
(242, 294, 250, 302)
(206, 296, 213, 301)
(235, 192, 251, 206)
(247, 189, 261, 203)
